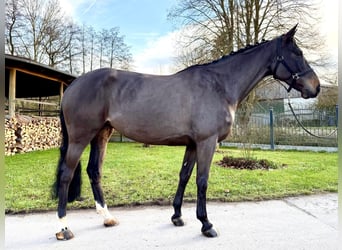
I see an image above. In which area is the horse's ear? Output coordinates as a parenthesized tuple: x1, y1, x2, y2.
(283, 24, 298, 43)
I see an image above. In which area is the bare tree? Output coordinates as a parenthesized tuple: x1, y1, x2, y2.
(97, 29, 109, 68)
(175, 45, 211, 68)
(88, 26, 96, 71)
(80, 24, 87, 74)
(5, 0, 22, 55)
(5, 0, 133, 74)
(78, 26, 133, 73)
(6, 0, 74, 66)
(44, 20, 78, 67)
(169, 0, 323, 64)
(64, 25, 82, 75)
(106, 27, 133, 69)
(78, 25, 98, 72)
(18, 0, 50, 62)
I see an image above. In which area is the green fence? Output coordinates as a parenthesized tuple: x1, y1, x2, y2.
(227, 105, 337, 148)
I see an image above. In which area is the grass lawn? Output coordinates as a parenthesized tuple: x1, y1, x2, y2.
(5, 142, 337, 213)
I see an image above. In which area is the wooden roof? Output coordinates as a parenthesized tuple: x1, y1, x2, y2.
(5, 54, 76, 98)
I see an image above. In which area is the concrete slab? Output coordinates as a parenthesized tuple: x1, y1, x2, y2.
(284, 193, 338, 229)
(5, 194, 338, 250)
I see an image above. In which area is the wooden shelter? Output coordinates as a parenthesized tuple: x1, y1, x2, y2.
(5, 54, 76, 117)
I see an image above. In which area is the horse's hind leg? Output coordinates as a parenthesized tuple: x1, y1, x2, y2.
(87, 124, 118, 227)
(171, 144, 196, 226)
(56, 141, 88, 240)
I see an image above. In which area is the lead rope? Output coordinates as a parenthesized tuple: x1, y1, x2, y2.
(285, 91, 337, 139)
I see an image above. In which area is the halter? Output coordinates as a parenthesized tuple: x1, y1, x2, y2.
(272, 37, 313, 92)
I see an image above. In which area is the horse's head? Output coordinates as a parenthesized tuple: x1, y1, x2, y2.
(272, 25, 320, 99)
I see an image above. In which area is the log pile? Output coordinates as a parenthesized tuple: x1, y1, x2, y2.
(5, 115, 61, 156)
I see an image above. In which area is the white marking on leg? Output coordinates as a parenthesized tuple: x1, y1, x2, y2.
(56, 213, 69, 231)
(95, 202, 114, 221)
(228, 105, 236, 124)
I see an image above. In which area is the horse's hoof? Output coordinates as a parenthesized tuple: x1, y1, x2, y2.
(56, 228, 74, 240)
(104, 218, 119, 227)
(202, 227, 219, 238)
(171, 216, 184, 227)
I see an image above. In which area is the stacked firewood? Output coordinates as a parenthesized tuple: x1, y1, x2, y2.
(5, 115, 61, 156)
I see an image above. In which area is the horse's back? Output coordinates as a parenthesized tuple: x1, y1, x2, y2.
(63, 68, 119, 100)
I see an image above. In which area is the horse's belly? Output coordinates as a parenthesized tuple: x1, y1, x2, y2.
(125, 133, 192, 146)
(109, 112, 192, 145)
(119, 127, 192, 146)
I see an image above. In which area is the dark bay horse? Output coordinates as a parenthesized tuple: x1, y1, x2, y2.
(53, 25, 320, 240)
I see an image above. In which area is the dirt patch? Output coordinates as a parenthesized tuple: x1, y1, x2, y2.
(217, 156, 284, 170)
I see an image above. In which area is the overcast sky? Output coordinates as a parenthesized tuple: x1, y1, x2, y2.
(60, 0, 338, 75)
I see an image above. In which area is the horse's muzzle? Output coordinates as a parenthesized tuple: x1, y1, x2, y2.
(299, 72, 320, 99)
(301, 84, 320, 99)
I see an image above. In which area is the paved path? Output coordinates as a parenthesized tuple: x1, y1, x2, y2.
(5, 193, 338, 250)
(220, 142, 338, 152)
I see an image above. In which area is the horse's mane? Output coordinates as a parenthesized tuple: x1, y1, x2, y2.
(179, 39, 270, 72)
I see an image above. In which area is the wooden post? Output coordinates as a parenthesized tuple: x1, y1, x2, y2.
(8, 69, 16, 118)
(60, 82, 64, 99)
(59, 81, 65, 107)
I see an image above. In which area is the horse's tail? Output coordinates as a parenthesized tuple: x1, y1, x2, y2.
(52, 109, 82, 202)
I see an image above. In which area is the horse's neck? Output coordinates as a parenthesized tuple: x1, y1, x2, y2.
(213, 41, 276, 105)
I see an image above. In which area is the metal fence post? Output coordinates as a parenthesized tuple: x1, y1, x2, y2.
(336, 104, 338, 127)
(269, 108, 275, 150)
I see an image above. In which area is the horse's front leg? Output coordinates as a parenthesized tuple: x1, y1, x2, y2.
(171, 144, 196, 226)
(195, 136, 218, 237)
